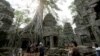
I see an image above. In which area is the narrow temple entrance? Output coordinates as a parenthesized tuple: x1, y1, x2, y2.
(88, 26, 96, 41)
(53, 36, 58, 47)
(44, 36, 50, 48)
(21, 38, 30, 50)
(44, 36, 58, 48)
(0, 31, 8, 47)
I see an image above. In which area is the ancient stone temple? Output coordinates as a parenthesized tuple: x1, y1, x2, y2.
(20, 11, 44, 45)
(74, 0, 100, 45)
(43, 13, 58, 48)
(19, 20, 35, 50)
(63, 23, 75, 43)
(0, 0, 14, 47)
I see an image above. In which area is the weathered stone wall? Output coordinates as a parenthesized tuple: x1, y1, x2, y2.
(43, 13, 58, 48)
(43, 13, 58, 36)
(63, 23, 75, 43)
(74, 0, 100, 45)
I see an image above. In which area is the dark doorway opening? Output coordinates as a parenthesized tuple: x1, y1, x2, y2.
(53, 36, 58, 47)
(21, 38, 30, 50)
(98, 26, 100, 30)
(44, 36, 50, 48)
(0, 31, 8, 47)
(94, 1, 100, 20)
(87, 26, 96, 41)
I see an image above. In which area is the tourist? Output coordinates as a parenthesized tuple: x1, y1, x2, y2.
(64, 43, 70, 51)
(39, 42, 45, 56)
(68, 41, 81, 56)
(92, 42, 100, 56)
(18, 48, 22, 56)
(30, 43, 35, 56)
(27, 42, 32, 56)
(33, 42, 39, 56)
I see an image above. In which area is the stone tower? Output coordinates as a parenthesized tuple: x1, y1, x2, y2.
(63, 23, 75, 43)
(43, 13, 58, 48)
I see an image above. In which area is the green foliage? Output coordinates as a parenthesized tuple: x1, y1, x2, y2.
(39, 0, 62, 18)
(14, 10, 31, 28)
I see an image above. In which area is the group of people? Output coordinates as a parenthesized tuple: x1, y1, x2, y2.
(26, 42, 45, 56)
(65, 41, 81, 56)
(19, 41, 100, 56)
(65, 41, 100, 56)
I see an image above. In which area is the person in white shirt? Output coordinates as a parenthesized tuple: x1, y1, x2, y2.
(18, 48, 22, 56)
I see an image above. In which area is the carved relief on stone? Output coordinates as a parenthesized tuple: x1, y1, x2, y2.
(43, 13, 57, 36)
(73, 0, 100, 44)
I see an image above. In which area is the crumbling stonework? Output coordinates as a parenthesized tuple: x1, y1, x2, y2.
(74, 0, 100, 45)
(63, 23, 75, 43)
(43, 13, 58, 48)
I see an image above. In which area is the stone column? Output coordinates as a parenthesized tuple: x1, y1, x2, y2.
(75, 34, 82, 45)
(50, 36, 54, 48)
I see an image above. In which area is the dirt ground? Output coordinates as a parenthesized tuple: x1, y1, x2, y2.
(23, 53, 47, 56)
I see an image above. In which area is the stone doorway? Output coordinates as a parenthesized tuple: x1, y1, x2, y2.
(44, 36, 50, 48)
(44, 36, 58, 48)
(53, 36, 58, 47)
(21, 38, 30, 51)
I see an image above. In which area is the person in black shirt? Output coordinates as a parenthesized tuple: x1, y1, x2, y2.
(39, 42, 45, 56)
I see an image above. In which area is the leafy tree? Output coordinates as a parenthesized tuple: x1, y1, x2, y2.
(14, 10, 31, 28)
(8, 10, 31, 48)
